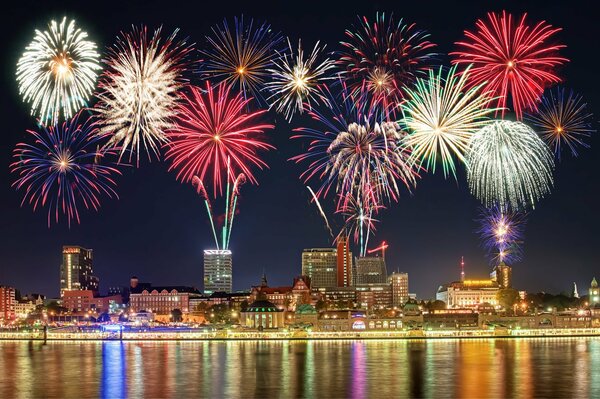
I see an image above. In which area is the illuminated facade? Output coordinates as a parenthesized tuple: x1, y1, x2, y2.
(356, 285, 393, 310)
(203, 250, 233, 294)
(490, 262, 512, 289)
(590, 278, 600, 305)
(62, 290, 123, 313)
(301, 248, 337, 289)
(0, 286, 16, 322)
(129, 287, 199, 314)
(241, 300, 285, 329)
(436, 279, 500, 308)
(336, 235, 353, 287)
(355, 256, 388, 285)
(60, 246, 98, 297)
(388, 272, 409, 307)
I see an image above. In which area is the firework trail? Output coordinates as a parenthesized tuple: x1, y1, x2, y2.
(95, 26, 192, 165)
(525, 87, 595, 160)
(452, 11, 568, 119)
(17, 17, 100, 125)
(11, 112, 120, 227)
(307, 185, 334, 238)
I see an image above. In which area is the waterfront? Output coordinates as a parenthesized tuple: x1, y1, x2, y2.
(1, 338, 600, 398)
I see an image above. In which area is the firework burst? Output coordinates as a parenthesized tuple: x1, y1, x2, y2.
(401, 65, 497, 178)
(466, 120, 554, 211)
(477, 206, 527, 265)
(266, 39, 335, 121)
(338, 12, 436, 114)
(94, 26, 191, 165)
(452, 11, 568, 119)
(16, 17, 100, 125)
(10, 112, 120, 227)
(165, 82, 275, 197)
(338, 192, 384, 257)
(525, 87, 595, 160)
(201, 16, 284, 104)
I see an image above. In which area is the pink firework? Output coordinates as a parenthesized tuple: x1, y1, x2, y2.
(452, 11, 568, 119)
(165, 82, 274, 197)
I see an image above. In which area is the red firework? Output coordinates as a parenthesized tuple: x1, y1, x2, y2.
(165, 82, 275, 197)
(451, 11, 568, 119)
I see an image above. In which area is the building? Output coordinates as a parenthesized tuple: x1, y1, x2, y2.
(355, 256, 388, 285)
(249, 275, 311, 311)
(313, 287, 356, 308)
(336, 235, 353, 287)
(437, 279, 500, 308)
(301, 248, 337, 289)
(240, 299, 285, 329)
(0, 286, 16, 323)
(129, 285, 200, 315)
(490, 262, 512, 289)
(203, 250, 233, 294)
(590, 278, 600, 305)
(14, 295, 45, 319)
(356, 285, 393, 310)
(60, 246, 98, 296)
(61, 290, 123, 314)
(389, 272, 409, 307)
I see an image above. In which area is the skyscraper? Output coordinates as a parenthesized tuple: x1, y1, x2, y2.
(301, 248, 337, 289)
(388, 272, 409, 307)
(0, 286, 16, 322)
(336, 235, 353, 287)
(355, 256, 388, 286)
(490, 262, 512, 289)
(203, 250, 233, 294)
(60, 246, 98, 297)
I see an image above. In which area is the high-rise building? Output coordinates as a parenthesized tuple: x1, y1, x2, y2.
(301, 248, 337, 289)
(336, 235, 353, 287)
(60, 246, 98, 297)
(203, 250, 233, 294)
(388, 272, 409, 307)
(0, 286, 16, 322)
(490, 262, 512, 289)
(355, 256, 388, 286)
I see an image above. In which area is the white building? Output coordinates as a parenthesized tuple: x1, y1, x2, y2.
(436, 279, 500, 308)
(301, 248, 337, 289)
(203, 250, 233, 294)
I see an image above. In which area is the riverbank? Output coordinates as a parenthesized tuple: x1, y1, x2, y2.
(3, 327, 600, 341)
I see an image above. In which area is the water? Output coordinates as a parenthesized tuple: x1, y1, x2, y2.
(1, 338, 599, 398)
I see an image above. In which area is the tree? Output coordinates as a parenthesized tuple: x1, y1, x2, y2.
(209, 304, 231, 324)
(46, 301, 68, 315)
(496, 288, 520, 313)
(425, 300, 446, 311)
(171, 308, 183, 323)
(315, 299, 328, 311)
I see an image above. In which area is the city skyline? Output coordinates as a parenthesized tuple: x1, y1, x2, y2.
(1, 0, 599, 299)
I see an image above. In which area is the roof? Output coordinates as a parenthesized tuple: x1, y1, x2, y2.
(245, 300, 281, 312)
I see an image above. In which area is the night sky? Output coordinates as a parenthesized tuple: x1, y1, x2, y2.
(1, 0, 598, 299)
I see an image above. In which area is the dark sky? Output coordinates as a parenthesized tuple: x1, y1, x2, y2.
(1, 0, 598, 299)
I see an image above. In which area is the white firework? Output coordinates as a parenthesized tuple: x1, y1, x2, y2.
(95, 26, 190, 165)
(401, 65, 496, 178)
(466, 120, 554, 210)
(266, 39, 335, 121)
(16, 17, 100, 125)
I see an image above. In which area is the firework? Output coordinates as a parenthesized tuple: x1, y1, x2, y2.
(338, 192, 384, 257)
(525, 87, 595, 160)
(10, 112, 120, 227)
(477, 206, 527, 265)
(401, 65, 497, 178)
(291, 83, 418, 205)
(94, 26, 191, 166)
(201, 16, 284, 104)
(16, 17, 100, 125)
(466, 120, 554, 211)
(307, 186, 334, 238)
(452, 11, 568, 119)
(338, 12, 436, 114)
(165, 82, 275, 197)
(266, 39, 335, 121)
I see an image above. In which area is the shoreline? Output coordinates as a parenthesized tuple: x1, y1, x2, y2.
(3, 328, 600, 341)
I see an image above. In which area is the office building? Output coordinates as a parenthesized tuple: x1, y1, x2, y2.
(355, 256, 388, 285)
(0, 286, 16, 322)
(336, 235, 353, 287)
(203, 250, 233, 294)
(60, 246, 99, 296)
(356, 285, 393, 310)
(490, 262, 512, 289)
(388, 272, 409, 307)
(301, 248, 337, 289)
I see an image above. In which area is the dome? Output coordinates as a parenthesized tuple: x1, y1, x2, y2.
(245, 300, 280, 312)
(296, 304, 317, 314)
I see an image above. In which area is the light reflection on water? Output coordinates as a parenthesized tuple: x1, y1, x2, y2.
(1, 338, 600, 398)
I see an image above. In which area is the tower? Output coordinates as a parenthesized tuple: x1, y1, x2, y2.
(60, 246, 98, 297)
(491, 262, 512, 289)
(336, 235, 353, 287)
(203, 249, 233, 294)
(460, 257, 465, 282)
(590, 278, 599, 305)
(572, 282, 579, 299)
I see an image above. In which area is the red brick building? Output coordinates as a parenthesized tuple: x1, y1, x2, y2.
(61, 290, 123, 313)
(0, 286, 16, 323)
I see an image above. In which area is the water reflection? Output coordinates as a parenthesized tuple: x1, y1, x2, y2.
(0, 338, 598, 398)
